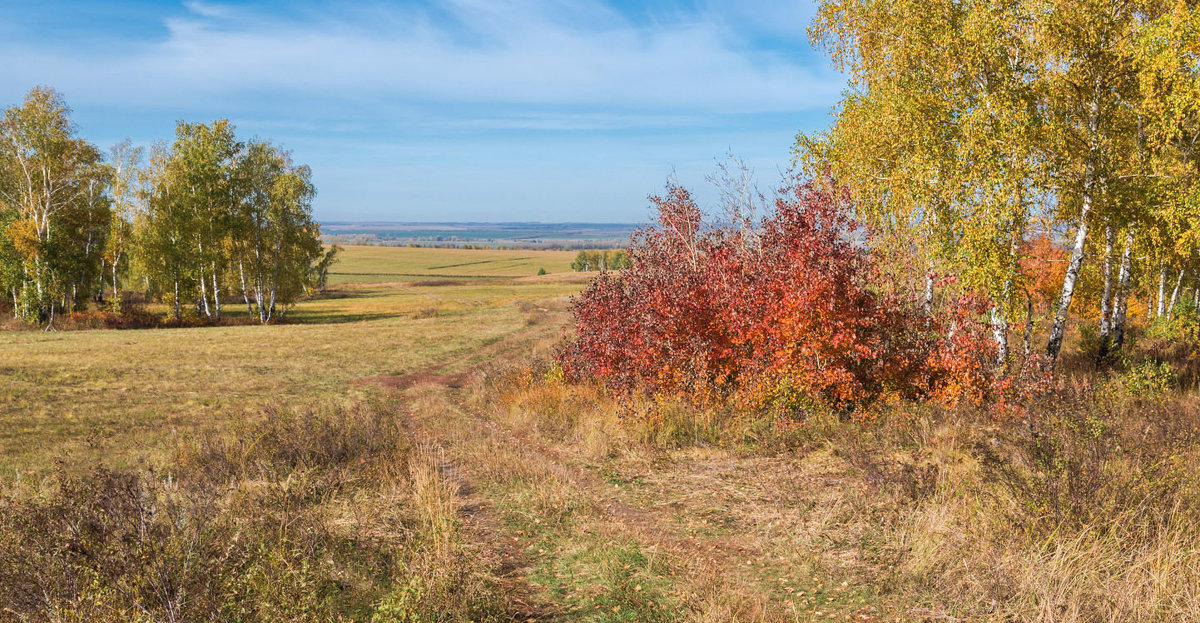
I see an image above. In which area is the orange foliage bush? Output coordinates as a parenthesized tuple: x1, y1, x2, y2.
(558, 175, 997, 417)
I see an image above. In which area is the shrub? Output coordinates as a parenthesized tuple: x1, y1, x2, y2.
(0, 465, 349, 622)
(1118, 357, 1177, 397)
(0, 401, 502, 623)
(558, 176, 995, 417)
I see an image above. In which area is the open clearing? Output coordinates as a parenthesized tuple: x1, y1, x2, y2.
(0, 246, 585, 472)
(5, 244, 1191, 622)
(325, 244, 578, 284)
(0, 245, 887, 620)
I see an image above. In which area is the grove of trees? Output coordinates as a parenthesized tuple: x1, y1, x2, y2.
(804, 0, 1200, 370)
(562, 0, 1200, 412)
(570, 249, 632, 272)
(0, 87, 336, 327)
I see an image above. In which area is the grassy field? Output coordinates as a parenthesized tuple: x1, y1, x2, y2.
(0, 246, 586, 472)
(3, 245, 1200, 622)
(326, 244, 578, 284)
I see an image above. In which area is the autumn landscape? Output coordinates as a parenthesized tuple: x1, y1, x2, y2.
(5, 1, 1200, 622)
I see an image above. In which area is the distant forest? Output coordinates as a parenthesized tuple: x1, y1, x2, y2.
(320, 222, 637, 250)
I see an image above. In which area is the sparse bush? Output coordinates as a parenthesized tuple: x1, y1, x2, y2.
(0, 465, 348, 622)
(0, 400, 504, 623)
(1117, 357, 1177, 397)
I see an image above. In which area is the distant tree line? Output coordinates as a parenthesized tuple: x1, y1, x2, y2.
(571, 249, 631, 272)
(0, 87, 337, 327)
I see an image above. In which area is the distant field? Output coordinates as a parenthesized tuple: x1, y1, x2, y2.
(0, 246, 587, 473)
(327, 244, 577, 284)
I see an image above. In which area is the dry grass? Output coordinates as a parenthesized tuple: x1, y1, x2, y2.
(6, 245, 1200, 621)
(0, 399, 506, 622)
(327, 245, 577, 285)
(875, 379, 1200, 622)
(0, 276, 580, 473)
(471, 332, 1200, 622)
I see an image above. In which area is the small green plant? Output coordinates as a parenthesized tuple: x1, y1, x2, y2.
(537, 267, 547, 275)
(372, 576, 426, 623)
(1144, 301, 1199, 344)
(1120, 357, 1176, 397)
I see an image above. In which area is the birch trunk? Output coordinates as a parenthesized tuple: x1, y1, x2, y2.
(211, 265, 221, 321)
(266, 284, 276, 324)
(1168, 269, 1184, 321)
(991, 305, 1008, 367)
(239, 262, 254, 315)
(1046, 194, 1092, 367)
(111, 251, 122, 310)
(923, 270, 934, 315)
(198, 264, 211, 317)
(95, 260, 104, 304)
(1098, 226, 1114, 355)
(1156, 264, 1167, 318)
(1111, 230, 1134, 353)
(254, 283, 266, 323)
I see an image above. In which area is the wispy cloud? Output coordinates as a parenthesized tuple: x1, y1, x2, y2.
(0, 0, 839, 120)
(0, 0, 837, 221)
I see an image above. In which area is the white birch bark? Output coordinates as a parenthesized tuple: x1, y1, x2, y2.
(210, 264, 221, 320)
(1168, 269, 1184, 321)
(1156, 264, 1167, 318)
(1099, 226, 1114, 350)
(1047, 100, 1101, 368)
(1111, 230, 1134, 353)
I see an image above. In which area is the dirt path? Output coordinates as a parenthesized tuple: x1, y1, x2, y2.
(363, 320, 889, 621)
(366, 371, 558, 621)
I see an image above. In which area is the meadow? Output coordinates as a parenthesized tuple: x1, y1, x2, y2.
(8, 0, 1200, 620)
(325, 244, 577, 284)
(3, 244, 1200, 622)
(0, 246, 584, 472)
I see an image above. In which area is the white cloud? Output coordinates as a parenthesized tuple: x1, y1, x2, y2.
(0, 1, 838, 220)
(0, 0, 841, 119)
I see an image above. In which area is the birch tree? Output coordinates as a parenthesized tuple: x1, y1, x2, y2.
(169, 120, 240, 320)
(137, 142, 195, 322)
(809, 0, 1160, 368)
(103, 139, 143, 311)
(0, 87, 109, 326)
(808, 0, 1043, 365)
(232, 141, 321, 323)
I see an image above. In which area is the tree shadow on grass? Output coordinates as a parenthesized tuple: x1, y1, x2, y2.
(285, 310, 402, 324)
(282, 287, 416, 324)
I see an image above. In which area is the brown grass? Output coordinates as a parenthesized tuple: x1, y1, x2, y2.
(6, 245, 1200, 621)
(464, 327, 1200, 621)
(0, 399, 511, 622)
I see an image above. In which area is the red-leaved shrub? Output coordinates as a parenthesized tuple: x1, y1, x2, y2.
(557, 176, 995, 416)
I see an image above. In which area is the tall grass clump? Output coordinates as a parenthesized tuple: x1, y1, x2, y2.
(0, 399, 504, 623)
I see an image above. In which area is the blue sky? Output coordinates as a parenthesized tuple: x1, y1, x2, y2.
(0, 0, 842, 222)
